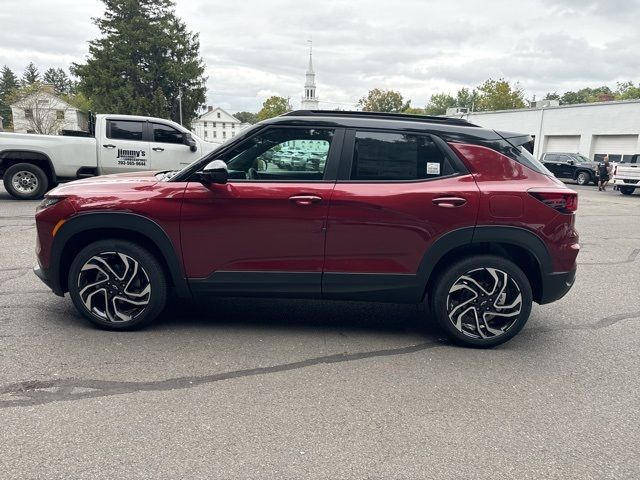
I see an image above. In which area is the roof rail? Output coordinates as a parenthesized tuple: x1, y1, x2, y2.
(282, 110, 478, 127)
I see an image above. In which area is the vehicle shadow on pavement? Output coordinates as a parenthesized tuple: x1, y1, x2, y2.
(153, 296, 441, 338)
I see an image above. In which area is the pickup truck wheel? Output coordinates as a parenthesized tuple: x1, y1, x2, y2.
(68, 240, 168, 330)
(3, 163, 49, 200)
(619, 186, 635, 195)
(429, 255, 532, 348)
(576, 171, 591, 186)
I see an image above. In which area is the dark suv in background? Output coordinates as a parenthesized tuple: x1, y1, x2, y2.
(33, 111, 580, 348)
(540, 152, 598, 185)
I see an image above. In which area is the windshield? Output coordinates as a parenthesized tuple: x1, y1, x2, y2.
(576, 155, 591, 163)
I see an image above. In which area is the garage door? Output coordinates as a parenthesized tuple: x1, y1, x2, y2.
(592, 135, 639, 162)
(545, 135, 580, 153)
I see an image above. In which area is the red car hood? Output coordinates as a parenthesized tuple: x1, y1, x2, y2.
(48, 171, 162, 196)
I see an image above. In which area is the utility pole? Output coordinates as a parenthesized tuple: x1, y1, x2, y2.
(178, 89, 183, 126)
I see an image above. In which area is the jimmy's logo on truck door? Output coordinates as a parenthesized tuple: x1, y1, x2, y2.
(116, 148, 147, 167)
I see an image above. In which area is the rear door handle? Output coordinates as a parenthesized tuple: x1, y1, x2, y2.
(289, 195, 322, 206)
(103, 144, 116, 149)
(152, 147, 165, 152)
(433, 196, 467, 208)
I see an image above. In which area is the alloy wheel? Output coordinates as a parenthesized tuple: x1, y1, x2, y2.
(77, 252, 151, 323)
(446, 267, 522, 340)
(12, 171, 39, 194)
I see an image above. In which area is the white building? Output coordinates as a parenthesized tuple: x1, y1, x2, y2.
(457, 99, 640, 162)
(10, 87, 87, 134)
(300, 43, 319, 110)
(191, 106, 249, 143)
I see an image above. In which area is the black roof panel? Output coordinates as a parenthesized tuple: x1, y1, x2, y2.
(283, 110, 478, 127)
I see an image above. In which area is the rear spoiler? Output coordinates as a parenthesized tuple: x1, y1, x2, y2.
(496, 130, 533, 148)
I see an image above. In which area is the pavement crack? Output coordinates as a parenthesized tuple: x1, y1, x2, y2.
(580, 248, 640, 265)
(0, 341, 440, 409)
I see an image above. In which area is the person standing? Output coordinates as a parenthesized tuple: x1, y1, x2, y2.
(598, 155, 612, 191)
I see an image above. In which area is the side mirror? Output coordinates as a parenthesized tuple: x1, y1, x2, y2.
(185, 133, 197, 152)
(567, 159, 575, 165)
(201, 159, 228, 184)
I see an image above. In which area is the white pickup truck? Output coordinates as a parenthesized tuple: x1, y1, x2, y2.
(612, 154, 640, 195)
(0, 114, 219, 199)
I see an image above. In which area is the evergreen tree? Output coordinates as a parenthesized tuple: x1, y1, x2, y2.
(0, 66, 20, 127)
(43, 68, 73, 95)
(72, 0, 206, 127)
(22, 62, 40, 86)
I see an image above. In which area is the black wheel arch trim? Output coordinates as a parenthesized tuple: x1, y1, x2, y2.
(417, 225, 553, 297)
(0, 149, 57, 181)
(49, 212, 190, 298)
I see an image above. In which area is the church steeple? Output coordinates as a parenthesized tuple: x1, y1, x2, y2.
(301, 40, 319, 109)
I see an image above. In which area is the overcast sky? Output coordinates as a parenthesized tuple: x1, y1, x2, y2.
(1, 0, 639, 112)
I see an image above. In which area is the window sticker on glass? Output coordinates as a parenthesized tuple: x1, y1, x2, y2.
(427, 162, 441, 175)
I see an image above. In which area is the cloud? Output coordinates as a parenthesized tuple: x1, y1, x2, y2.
(0, 0, 639, 111)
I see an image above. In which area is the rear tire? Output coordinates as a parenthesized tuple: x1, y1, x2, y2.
(3, 163, 49, 200)
(619, 186, 635, 196)
(429, 255, 533, 348)
(68, 240, 168, 330)
(576, 171, 591, 186)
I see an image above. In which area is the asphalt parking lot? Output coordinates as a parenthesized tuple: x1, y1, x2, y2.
(0, 183, 639, 479)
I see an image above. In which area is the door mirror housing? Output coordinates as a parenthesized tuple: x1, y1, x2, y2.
(184, 133, 197, 152)
(201, 159, 228, 184)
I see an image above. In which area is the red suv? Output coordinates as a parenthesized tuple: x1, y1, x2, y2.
(34, 111, 579, 347)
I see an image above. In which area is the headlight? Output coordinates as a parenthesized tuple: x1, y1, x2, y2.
(37, 197, 64, 212)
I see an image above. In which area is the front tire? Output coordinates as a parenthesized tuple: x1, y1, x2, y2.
(68, 240, 168, 330)
(429, 255, 533, 348)
(619, 186, 635, 196)
(3, 163, 49, 200)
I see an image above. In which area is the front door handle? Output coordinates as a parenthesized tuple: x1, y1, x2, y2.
(152, 147, 165, 152)
(103, 144, 116, 149)
(433, 196, 467, 208)
(289, 195, 322, 206)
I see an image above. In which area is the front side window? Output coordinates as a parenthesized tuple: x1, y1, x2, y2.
(108, 120, 144, 141)
(350, 131, 454, 181)
(152, 123, 184, 144)
(222, 127, 334, 181)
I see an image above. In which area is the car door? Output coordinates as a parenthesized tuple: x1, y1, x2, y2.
(558, 154, 576, 178)
(542, 153, 562, 177)
(323, 129, 480, 302)
(149, 122, 201, 170)
(180, 126, 344, 297)
(100, 119, 150, 175)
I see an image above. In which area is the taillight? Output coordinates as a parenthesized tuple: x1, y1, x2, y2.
(614, 165, 617, 175)
(528, 189, 578, 213)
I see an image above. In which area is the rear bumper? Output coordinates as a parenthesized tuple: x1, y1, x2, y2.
(538, 268, 576, 305)
(33, 263, 64, 297)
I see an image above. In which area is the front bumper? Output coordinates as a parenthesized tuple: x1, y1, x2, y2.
(538, 268, 576, 305)
(33, 263, 64, 297)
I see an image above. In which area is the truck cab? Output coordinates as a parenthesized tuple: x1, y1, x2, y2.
(0, 114, 219, 199)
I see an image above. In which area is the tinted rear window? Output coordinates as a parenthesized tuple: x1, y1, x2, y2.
(351, 131, 455, 181)
(108, 120, 144, 141)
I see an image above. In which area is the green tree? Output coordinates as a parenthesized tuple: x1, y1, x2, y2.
(560, 86, 614, 105)
(403, 107, 427, 115)
(475, 78, 526, 111)
(257, 96, 291, 121)
(22, 62, 40, 86)
(0, 66, 20, 128)
(358, 88, 410, 112)
(543, 92, 560, 101)
(72, 0, 206, 127)
(455, 87, 478, 110)
(233, 111, 258, 124)
(425, 93, 456, 115)
(616, 81, 640, 100)
(43, 68, 74, 95)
